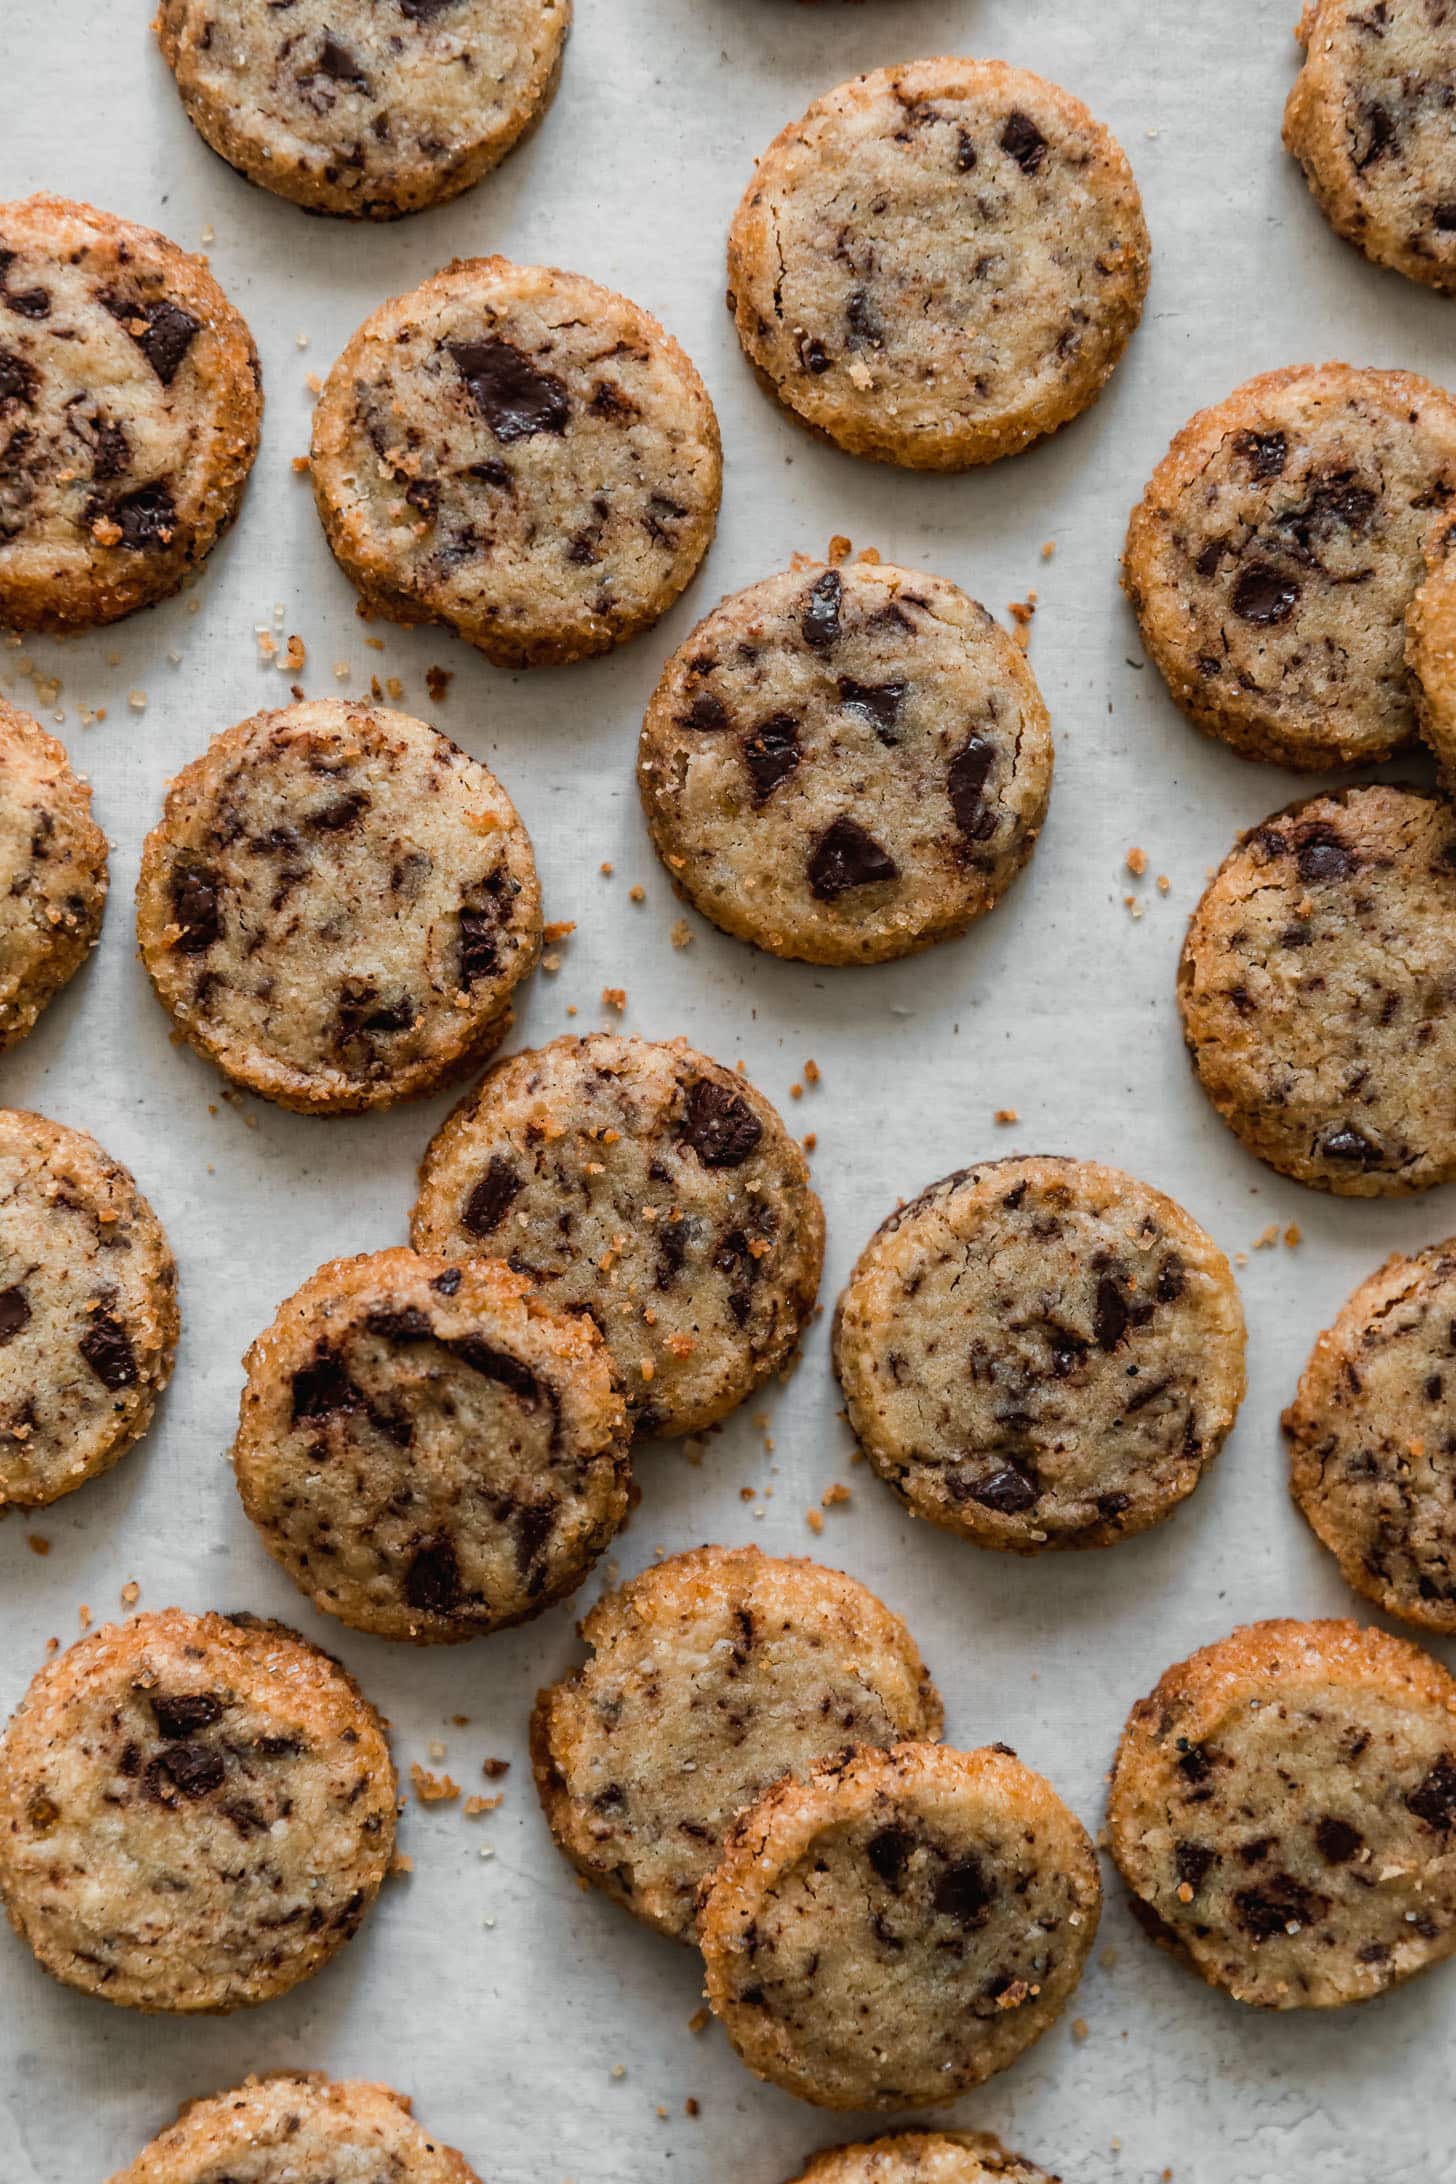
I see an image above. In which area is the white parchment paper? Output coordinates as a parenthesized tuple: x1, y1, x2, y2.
(2, 2, 1455, 2177)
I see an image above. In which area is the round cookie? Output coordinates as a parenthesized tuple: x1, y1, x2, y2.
(834, 1158, 1246, 1552)
(699, 1741, 1101, 2110)
(233, 1247, 630, 1642)
(157, 0, 570, 222)
(411, 1034, 824, 1437)
(1284, 0, 1456, 296)
(0, 698, 107, 1050)
(0, 1109, 178, 1509)
(311, 257, 721, 668)
(787, 2136, 1059, 2184)
(1179, 784, 1456, 1196)
(531, 1543, 943, 1940)
(0, 195, 261, 632)
(726, 58, 1149, 470)
(135, 699, 542, 1115)
(1108, 1617, 1456, 2010)
(1409, 510, 1456, 777)
(1285, 1239, 1456, 1633)
(109, 2072, 481, 2184)
(0, 1609, 395, 2012)
(637, 558, 1054, 966)
(1124, 363, 1456, 768)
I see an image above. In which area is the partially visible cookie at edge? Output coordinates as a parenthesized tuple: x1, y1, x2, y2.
(531, 1543, 943, 1940)
(0, 195, 261, 631)
(786, 2135, 1061, 2184)
(135, 699, 542, 1114)
(0, 1108, 178, 1509)
(727, 57, 1149, 469)
(0, 698, 108, 1050)
(156, 0, 571, 221)
(1409, 510, 1456, 778)
(1284, 0, 1456, 296)
(411, 1034, 824, 1438)
(311, 257, 721, 667)
(638, 558, 1053, 964)
(107, 2072, 481, 2184)
(1124, 363, 1456, 767)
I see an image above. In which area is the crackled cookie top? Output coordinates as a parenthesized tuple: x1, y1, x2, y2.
(1410, 512, 1456, 775)
(699, 1742, 1100, 2111)
(1284, 0, 1456, 295)
(638, 559, 1054, 965)
(311, 258, 721, 667)
(0, 196, 261, 631)
(788, 2135, 1059, 2184)
(727, 58, 1148, 469)
(0, 1610, 395, 2013)
(0, 699, 107, 1051)
(0, 1109, 177, 1510)
(109, 2073, 481, 2184)
(1286, 1240, 1456, 1633)
(1109, 1618, 1456, 2009)
(1179, 786, 1456, 1195)
(834, 1158, 1246, 1551)
(531, 1544, 942, 1940)
(135, 700, 541, 1114)
(411, 1035, 824, 1437)
(1124, 364, 1456, 767)
(157, 0, 570, 220)
(233, 1249, 630, 1642)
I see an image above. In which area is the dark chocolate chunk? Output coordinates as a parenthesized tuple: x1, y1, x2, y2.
(146, 1742, 226, 1802)
(1232, 563, 1300, 626)
(91, 419, 130, 481)
(1354, 99, 1395, 170)
(1234, 1875, 1328, 1941)
(400, 0, 458, 17)
(291, 1347, 361, 1424)
(801, 570, 843, 651)
(948, 734, 997, 842)
(933, 1854, 994, 1926)
(0, 1287, 30, 1344)
(432, 1266, 463, 1297)
(1295, 827, 1353, 883)
(108, 481, 178, 550)
(1000, 110, 1049, 174)
(1093, 1272, 1152, 1351)
(807, 816, 898, 900)
(685, 692, 728, 732)
(955, 1458, 1040, 1514)
(0, 349, 35, 408)
(838, 679, 906, 743)
(1176, 1739, 1211, 1785)
(458, 905, 499, 985)
(514, 1500, 556, 1573)
(450, 338, 569, 442)
(404, 1534, 463, 1615)
(103, 296, 200, 386)
(845, 289, 884, 350)
(743, 715, 801, 802)
(683, 1079, 763, 1168)
(152, 1693, 223, 1739)
(1321, 1125, 1381, 1166)
(956, 127, 977, 173)
(1313, 1816, 1363, 1865)
(462, 1155, 522, 1238)
(78, 1313, 137, 1391)
(310, 789, 369, 832)
(1174, 1839, 1218, 1891)
(1235, 430, 1288, 478)
(363, 1307, 433, 1343)
(1407, 1758, 1456, 1831)
(449, 1336, 540, 1407)
(316, 34, 371, 87)
(867, 1824, 915, 1887)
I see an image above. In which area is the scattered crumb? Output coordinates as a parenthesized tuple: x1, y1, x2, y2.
(1041, 540, 1056, 560)
(1285, 1225, 1302, 1248)
(120, 1579, 140, 1607)
(410, 1762, 460, 1804)
(1156, 873, 1170, 894)
(994, 1107, 1019, 1126)
(482, 1757, 511, 1780)
(805, 1508, 824, 1535)
(601, 987, 626, 1011)
(425, 665, 453, 705)
(464, 1793, 504, 1818)
(290, 454, 311, 475)
(629, 884, 646, 903)
(669, 918, 693, 949)
(1125, 846, 1148, 878)
(684, 2097, 700, 2118)
(1007, 592, 1037, 649)
(544, 920, 576, 944)
(789, 1082, 803, 1101)
(282, 634, 306, 675)
(389, 1852, 414, 1876)
(827, 534, 851, 564)
(1071, 2017, 1089, 2042)
(599, 861, 613, 877)
(78, 1603, 91, 1629)
(688, 2007, 710, 2034)
(1123, 894, 1144, 921)
(1252, 1223, 1280, 1250)
(26, 1535, 49, 1558)
(127, 689, 147, 712)
(803, 1058, 820, 1085)
(821, 1482, 852, 1509)
(1234, 1251, 1249, 1268)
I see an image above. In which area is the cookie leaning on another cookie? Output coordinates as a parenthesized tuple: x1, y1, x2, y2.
(532, 1544, 942, 1940)
(107, 2072, 482, 2184)
(1285, 1239, 1456, 1634)
(785, 2135, 1061, 2184)
(1408, 512, 1456, 778)
(834, 1157, 1246, 1551)
(1124, 363, 1456, 768)
(699, 1741, 1100, 2110)
(727, 57, 1148, 469)
(638, 558, 1053, 965)
(0, 1609, 396, 2012)
(1179, 784, 1456, 1195)
(0, 1109, 177, 1509)
(311, 258, 721, 667)
(233, 1249, 630, 1642)
(157, 0, 570, 221)
(136, 700, 542, 1114)
(0, 195, 261, 631)
(411, 1034, 824, 1438)
(0, 698, 107, 1051)
(1284, 0, 1456, 296)
(1109, 1618, 1456, 2009)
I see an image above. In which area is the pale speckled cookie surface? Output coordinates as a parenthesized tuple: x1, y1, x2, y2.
(0, 698, 107, 1050)
(727, 58, 1149, 469)
(135, 700, 541, 1114)
(0, 1109, 177, 1509)
(637, 559, 1053, 965)
(233, 1248, 630, 1642)
(1409, 511, 1456, 774)
(1286, 1240, 1456, 1632)
(108, 2072, 481, 2184)
(788, 2134, 1059, 2184)
(0, 196, 260, 631)
(411, 1035, 824, 1437)
(1124, 364, 1456, 766)
(1179, 785, 1456, 1195)
(531, 1544, 942, 1940)
(700, 1741, 1100, 2110)
(1284, 0, 1456, 295)
(157, 0, 570, 220)
(1109, 1618, 1456, 2009)
(0, 1610, 395, 2012)
(834, 1158, 1246, 1551)
(311, 258, 721, 667)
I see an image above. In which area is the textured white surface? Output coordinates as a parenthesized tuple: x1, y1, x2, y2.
(1, 2, 1453, 2179)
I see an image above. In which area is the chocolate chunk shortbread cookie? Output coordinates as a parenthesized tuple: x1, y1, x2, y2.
(0, 698, 107, 1051)
(1409, 511, 1456, 776)
(785, 2137, 1060, 2184)
(109, 2073, 482, 2184)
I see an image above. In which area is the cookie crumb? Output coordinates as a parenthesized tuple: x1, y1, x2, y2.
(425, 665, 453, 705)
(669, 918, 693, 949)
(410, 1763, 460, 1804)
(1157, 873, 1171, 894)
(994, 1107, 1019, 1126)
(1125, 846, 1148, 878)
(25, 1535, 49, 1557)
(120, 1579, 140, 1607)
(688, 2006, 710, 2034)
(601, 987, 627, 1012)
(464, 1793, 504, 1817)
(482, 1757, 511, 1779)
(805, 1507, 824, 1534)
(821, 1482, 852, 1509)
(1284, 1225, 1302, 1248)
(389, 1852, 414, 1876)
(1007, 592, 1037, 649)
(629, 884, 646, 903)
(1041, 540, 1056, 560)
(544, 920, 576, 944)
